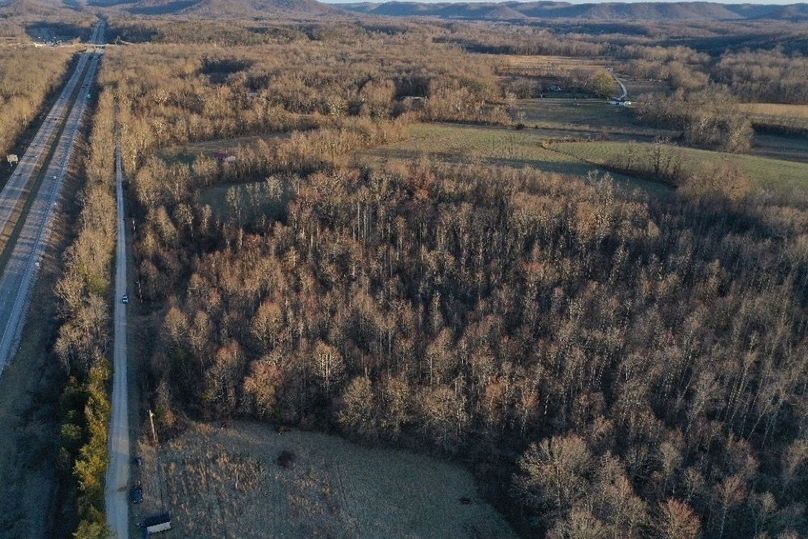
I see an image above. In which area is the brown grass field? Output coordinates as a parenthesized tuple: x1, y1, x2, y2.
(490, 54, 610, 76)
(134, 421, 517, 538)
(737, 102, 808, 133)
(737, 103, 808, 120)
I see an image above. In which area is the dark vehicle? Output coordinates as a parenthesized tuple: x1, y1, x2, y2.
(130, 483, 143, 504)
(122, 294, 129, 304)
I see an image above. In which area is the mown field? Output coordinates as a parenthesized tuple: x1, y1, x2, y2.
(513, 98, 673, 140)
(622, 78, 669, 98)
(362, 122, 669, 193)
(134, 422, 516, 539)
(552, 140, 808, 200)
(753, 133, 808, 163)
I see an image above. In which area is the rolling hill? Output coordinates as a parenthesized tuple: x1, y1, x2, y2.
(0, 0, 335, 17)
(342, 1, 808, 22)
(113, 0, 335, 16)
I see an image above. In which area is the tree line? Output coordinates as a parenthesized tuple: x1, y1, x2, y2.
(53, 86, 116, 539)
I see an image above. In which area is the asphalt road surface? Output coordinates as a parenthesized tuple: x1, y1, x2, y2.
(105, 131, 131, 539)
(0, 21, 105, 374)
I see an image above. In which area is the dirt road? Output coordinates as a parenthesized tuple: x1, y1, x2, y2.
(104, 132, 130, 539)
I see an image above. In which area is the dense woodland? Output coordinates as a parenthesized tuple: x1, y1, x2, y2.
(70, 18, 808, 538)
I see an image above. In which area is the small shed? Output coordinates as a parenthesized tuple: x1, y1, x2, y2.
(213, 152, 237, 164)
(143, 513, 171, 534)
(6, 154, 18, 166)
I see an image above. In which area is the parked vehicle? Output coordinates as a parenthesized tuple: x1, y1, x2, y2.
(130, 483, 143, 505)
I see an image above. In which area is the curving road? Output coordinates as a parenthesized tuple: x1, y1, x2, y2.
(105, 130, 131, 539)
(615, 74, 628, 100)
(0, 21, 105, 374)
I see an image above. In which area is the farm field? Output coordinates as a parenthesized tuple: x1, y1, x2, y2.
(363, 122, 670, 192)
(753, 133, 808, 163)
(488, 54, 610, 76)
(514, 98, 807, 164)
(134, 421, 517, 539)
(621, 78, 669, 98)
(737, 102, 808, 134)
(512, 98, 674, 140)
(553, 140, 808, 200)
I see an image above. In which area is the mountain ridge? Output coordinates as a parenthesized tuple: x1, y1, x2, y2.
(341, 1, 808, 22)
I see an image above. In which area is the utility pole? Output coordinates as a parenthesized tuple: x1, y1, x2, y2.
(148, 408, 159, 446)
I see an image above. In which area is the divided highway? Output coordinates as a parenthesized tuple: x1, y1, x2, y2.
(0, 21, 105, 374)
(105, 131, 131, 539)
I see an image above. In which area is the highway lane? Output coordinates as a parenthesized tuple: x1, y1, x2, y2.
(0, 25, 104, 374)
(105, 129, 131, 539)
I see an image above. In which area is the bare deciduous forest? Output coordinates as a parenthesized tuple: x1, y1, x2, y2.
(0, 47, 72, 159)
(62, 17, 805, 538)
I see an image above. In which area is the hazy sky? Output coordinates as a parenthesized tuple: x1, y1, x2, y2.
(323, 0, 802, 4)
